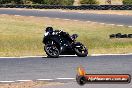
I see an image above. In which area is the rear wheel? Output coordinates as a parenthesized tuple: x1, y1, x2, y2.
(74, 43, 88, 57)
(44, 44, 60, 58)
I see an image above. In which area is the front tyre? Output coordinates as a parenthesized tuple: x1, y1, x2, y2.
(44, 44, 60, 58)
(74, 43, 88, 57)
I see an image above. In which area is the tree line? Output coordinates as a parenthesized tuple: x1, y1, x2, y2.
(0, 0, 74, 5)
(0, 0, 132, 5)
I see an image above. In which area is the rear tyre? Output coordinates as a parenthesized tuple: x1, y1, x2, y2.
(74, 43, 88, 57)
(44, 44, 60, 58)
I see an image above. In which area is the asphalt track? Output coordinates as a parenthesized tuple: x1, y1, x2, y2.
(0, 9, 132, 26)
(0, 55, 132, 81)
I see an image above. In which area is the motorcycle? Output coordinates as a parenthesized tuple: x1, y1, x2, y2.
(42, 27, 88, 58)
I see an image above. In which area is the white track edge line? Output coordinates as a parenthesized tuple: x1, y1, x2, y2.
(0, 81, 15, 83)
(0, 55, 77, 58)
(14, 15, 21, 16)
(16, 80, 32, 82)
(0, 53, 132, 58)
(0, 78, 76, 83)
(56, 78, 75, 80)
(36, 79, 54, 81)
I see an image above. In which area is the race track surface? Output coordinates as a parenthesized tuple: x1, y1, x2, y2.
(0, 55, 132, 81)
(0, 55, 132, 88)
(0, 9, 132, 25)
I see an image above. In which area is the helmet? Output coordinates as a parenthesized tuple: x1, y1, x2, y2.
(45, 27, 53, 33)
(71, 34, 78, 40)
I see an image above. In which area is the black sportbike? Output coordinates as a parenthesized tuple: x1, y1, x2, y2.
(43, 27, 88, 58)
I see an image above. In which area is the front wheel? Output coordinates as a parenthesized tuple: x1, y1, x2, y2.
(74, 43, 88, 57)
(44, 44, 60, 58)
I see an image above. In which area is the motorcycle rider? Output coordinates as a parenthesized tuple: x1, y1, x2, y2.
(43, 27, 88, 57)
(45, 27, 54, 36)
(45, 27, 74, 42)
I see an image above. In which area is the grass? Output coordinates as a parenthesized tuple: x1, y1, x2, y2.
(0, 81, 63, 88)
(0, 15, 132, 57)
(97, 0, 123, 5)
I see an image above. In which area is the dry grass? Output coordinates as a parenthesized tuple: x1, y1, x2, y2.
(97, 0, 123, 5)
(0, 14, 132, 57)
(0, 81, 62, 88)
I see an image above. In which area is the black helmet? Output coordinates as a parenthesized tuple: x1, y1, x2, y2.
(45, 27, 53, 33)
(71, 34, 78, 40)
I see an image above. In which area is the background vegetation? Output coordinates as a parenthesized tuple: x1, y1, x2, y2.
(0, 0, 126, 5)
(123, 0, 132, 5)
(0, 0, 74, 5)
(80, 0, 99, 5)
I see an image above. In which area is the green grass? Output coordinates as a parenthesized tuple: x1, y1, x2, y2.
(0, 15, 132, 57)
